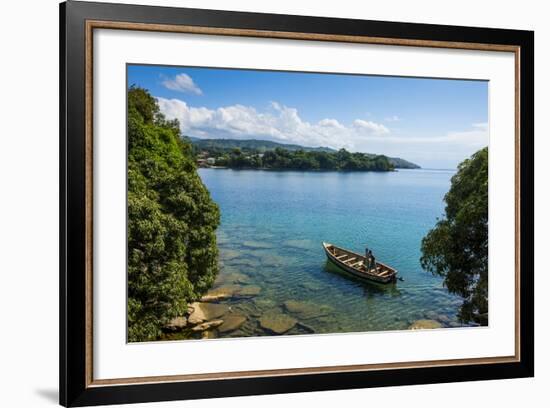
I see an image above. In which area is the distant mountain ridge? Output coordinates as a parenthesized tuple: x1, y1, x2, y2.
(187, 137, 334, 153)
(187, 137, 420, 169)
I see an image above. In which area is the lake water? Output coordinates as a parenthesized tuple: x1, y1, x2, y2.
(182, 168, 469, 339)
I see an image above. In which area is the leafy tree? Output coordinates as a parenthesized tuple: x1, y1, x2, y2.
(204, 145, 394, 171)
(127, 86, 220, 342)
(420, 147, 488, 325)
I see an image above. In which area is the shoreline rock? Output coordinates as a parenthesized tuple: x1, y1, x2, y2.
(188, 302, 229, 325)
(201, 284, 261, 302)
(408, 319, 443, 330)
(191, 319, 224, 332)
(200, 285, 241, 302)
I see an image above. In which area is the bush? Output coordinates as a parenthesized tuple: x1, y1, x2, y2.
(420, 147, 488, 325)
(127, 86, 220, 342)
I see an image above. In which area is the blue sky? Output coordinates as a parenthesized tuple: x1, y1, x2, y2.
(128, 64, 488, 168)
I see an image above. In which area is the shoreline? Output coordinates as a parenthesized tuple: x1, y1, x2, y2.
(199, 166, 405, 173)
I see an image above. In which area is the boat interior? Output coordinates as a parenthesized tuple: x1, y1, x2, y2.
(326, 244, 394, 278)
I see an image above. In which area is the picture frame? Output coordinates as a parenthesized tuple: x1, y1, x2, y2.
(59, 1, 534, 406)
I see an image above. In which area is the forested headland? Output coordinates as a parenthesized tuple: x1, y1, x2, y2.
(191, 136, 420, 171)
(199, 146, 396, 171)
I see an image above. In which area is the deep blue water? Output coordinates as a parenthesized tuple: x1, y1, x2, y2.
(195, 168, 466, 338)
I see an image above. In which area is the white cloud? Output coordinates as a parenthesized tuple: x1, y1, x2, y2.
(156, 97, 488, 168)
(157, 97, 391, 150)
(353, 119, 390, 135)
(161, 73, 203, 95)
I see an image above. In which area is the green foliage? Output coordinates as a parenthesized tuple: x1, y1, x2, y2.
(189, 137, 420, 169)
(420, 147, 488, 325)
(127, 86, 220, 342)
(189, 137, 335, 153)
(214, 146, 394, 171)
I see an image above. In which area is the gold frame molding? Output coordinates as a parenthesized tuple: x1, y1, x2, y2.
(84, 20, 521, 388)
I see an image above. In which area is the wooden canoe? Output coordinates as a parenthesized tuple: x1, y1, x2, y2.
(322, 242, 398, 284)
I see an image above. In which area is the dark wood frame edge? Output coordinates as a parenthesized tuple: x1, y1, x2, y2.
(60, 1, 534, 406)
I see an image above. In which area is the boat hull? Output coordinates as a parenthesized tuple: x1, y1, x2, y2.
(323, 242, 397, 284)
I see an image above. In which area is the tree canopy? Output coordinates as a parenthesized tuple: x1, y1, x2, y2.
(213, 147, 394, 171)
(127, 86, 220, 342)
(420, 147, 488, 325)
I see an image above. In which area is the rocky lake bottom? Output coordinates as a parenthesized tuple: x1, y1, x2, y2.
(161, 227, 470, 341)
(159, 169, 478, 341)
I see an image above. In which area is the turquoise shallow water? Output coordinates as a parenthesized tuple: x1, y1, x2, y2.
(191, 168, 468, 339)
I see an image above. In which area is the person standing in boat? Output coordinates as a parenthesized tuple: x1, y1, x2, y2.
(365, 247, 373, 271)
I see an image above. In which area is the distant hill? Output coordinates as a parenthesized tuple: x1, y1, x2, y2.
(187, 137, 420, 169)
(187, 137, 334, 153)
(387, 157, 420, 169)
(363, 154, 420, 169)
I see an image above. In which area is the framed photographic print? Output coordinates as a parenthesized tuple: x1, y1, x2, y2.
(59, 1, 534, 406)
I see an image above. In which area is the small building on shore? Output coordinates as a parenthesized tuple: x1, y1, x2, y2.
(197, 157, 216, 167)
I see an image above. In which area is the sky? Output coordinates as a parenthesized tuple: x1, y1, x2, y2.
(128, 64, 489, 169)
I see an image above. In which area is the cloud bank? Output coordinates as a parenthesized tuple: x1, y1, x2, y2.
(156, 96, 488, 168)
(157, 97, 389, 150)
(161, 73, 203, 95)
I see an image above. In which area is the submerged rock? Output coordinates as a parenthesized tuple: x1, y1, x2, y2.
(164, 316, 188, 332)
(220, 249, 241, 261)
(236, 285, 262, 298)
(217, 272, 250, 285)
(252, 251, 285, 267)
(284, 239, 314, 250)
(216, 231, 230, 244)
(408, 319, 443, 330)
(188, 302, 229, 325)
(437, 314, 451, 324)
(191, 319, 224, 332)
(218, 314, 247, 333)
(296, 321, 316, 334)
(254, 298, 277, 310)
(283, 300, 331, 320)
(226, 258, 260, 268)
(299, 280, 323, 292)
(424, 311, 439, 320)
(260, 311, 298, 334)
(243, 240, 273, 249)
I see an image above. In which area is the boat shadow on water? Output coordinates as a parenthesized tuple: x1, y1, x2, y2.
(324, 261, 401, 298)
